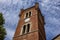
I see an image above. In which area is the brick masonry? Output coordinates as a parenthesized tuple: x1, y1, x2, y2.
(13, 3, 46, 40)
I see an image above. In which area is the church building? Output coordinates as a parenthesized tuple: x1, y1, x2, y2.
(52, 34, 60, 40)
(13, 3, 46, 40)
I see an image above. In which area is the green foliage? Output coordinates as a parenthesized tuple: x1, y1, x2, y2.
(0, 13, 6, 40)
(0, 13, 5, 25)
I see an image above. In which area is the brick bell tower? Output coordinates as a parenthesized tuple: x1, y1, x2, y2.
(13, 3, 46, 40)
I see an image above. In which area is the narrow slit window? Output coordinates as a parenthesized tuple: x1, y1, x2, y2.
(27, 24, 30, 33)
(22, 25, 26, 34)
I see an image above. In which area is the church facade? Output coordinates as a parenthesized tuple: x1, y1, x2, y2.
(13, 3, 46, 40)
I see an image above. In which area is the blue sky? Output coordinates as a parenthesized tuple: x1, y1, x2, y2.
(0, 0, 60, 40)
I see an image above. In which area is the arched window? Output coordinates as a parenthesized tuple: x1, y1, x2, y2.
(29, 12, 31, 17)
(22, 25, 26, 34)
(26, 13, 28, 18)
(27, 24, 30, 33)
(22, 23, 30, 34)
(25, 11, 32, 19)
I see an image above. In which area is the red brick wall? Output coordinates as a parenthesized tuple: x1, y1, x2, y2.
(13, 3, 46, 40)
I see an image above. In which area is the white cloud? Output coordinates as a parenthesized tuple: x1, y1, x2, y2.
(0, 0, 6, 3)
(0, 0, 11, 5)
(42, 0, 49, 3)
(47, 17, 60, 25)
(0, 0, 60, 40)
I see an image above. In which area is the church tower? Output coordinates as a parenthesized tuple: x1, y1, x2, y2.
(13, 3, 46, 40)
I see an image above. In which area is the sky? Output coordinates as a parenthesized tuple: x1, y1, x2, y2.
(0, 0, 60, 40)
